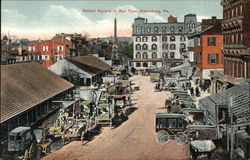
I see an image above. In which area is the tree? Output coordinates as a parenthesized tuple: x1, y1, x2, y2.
(123, 42, 133, 58)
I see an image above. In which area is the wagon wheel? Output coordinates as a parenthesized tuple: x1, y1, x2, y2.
(155, 130, 170, 145)
(175, 132, 188, 145)
(24, 149, 29, 160)
(29, 142, 37, 159)
(89, 90, 97, 102)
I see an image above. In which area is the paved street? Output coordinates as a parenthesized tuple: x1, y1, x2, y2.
(42, 75, 190, 160)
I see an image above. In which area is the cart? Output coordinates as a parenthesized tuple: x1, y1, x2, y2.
(155, 113, 189, 145)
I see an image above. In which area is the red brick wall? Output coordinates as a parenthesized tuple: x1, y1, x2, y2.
(200, 35, 224, 69)
(27, 41, 66, 67)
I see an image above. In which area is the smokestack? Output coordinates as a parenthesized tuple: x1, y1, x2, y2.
(114, 18, 117, 44)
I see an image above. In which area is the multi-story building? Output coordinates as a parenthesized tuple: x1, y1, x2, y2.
(189, 17, 224, 81)
(132, 14, 200, 70)
(221, 0, 250, 78)
(27, 41, 66, 67)
(209, 0, 250, 94)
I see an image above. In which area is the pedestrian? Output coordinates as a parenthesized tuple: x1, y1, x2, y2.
(195, 87, 200, 97)
(190, 87, 194, 96)
(81, 129, 90, 145)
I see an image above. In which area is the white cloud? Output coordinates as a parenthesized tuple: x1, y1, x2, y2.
(2, 4, 167, 39)
(197, 16, 210, 22)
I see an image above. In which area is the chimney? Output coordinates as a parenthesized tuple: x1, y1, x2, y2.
(168, 15, 177, 23)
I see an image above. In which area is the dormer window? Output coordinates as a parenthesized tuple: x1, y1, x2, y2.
(136, 25, 142, 33)
(170, 26, 175, 33)
(162, 27, 167, 33)
(154, 27, 159, 33)
(147, 27, 151, 33)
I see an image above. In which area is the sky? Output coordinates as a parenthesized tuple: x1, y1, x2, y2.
(1, 0, 223, 40)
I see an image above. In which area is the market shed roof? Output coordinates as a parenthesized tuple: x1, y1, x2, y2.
(65, 56, 111, 76)
(199, 80, 250, 124)
(1, 62, 74, 123)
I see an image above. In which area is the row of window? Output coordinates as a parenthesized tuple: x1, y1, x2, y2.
(135, 52, 175, 59)
(135, 43, 186, 50)
(224, 32, 243, 45)
(136, 25, 184, 34)
(136, 36, 186, 42)
(28, 46, 64, 52)
(135, 62, 149, 67)
(224, 5, 243, 20)
(195, 53, 219, 64)
(194, 37, 217, 46)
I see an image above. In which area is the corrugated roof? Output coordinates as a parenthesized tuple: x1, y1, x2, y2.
(65, 56, 110, 76)
(1, 62, 74, 123)
(199, 80, 250, 124)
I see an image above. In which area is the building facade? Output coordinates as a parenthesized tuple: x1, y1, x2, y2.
(27, 41, 66, 67)
(132, 14, 200, 70)
(221, 0, 250, 78)
(191, 17, 224, 80)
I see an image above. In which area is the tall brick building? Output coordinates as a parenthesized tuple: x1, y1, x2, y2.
(221, 0, 250, 78)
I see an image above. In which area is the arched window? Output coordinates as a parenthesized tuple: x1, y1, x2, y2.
(142, 52, 148, 59)
(152, 44, 157, 50)
(170, 36, 175, 41)
(181, 43, 186, 49)
(180, 36, 186, 42)
(170, 26, 175, 33)
(152, 52, 157, 58)
(152, 36, 157, 42)
(162, 36, 167, 42)
(170, 52, 175, 59)
(136, 36, 141, 42)
(162, 44, 168, 50)
(142, 36, 148, 42)
(170, 44, 176, 50)
(142, 44, 148, 50)
(136, 62, 141, 67)
(143, 62, 148, 67)
(136, 44, 141, 50)
(178, 26, 183, 33)
(136, 52, 141, 59)
(163, 52, 168, 59)
(154, 26, 159, 33)
(146, 27, 151, 33)
(162, 27, 167, 33)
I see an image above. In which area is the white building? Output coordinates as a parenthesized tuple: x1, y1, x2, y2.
(132, 14, 200, 70)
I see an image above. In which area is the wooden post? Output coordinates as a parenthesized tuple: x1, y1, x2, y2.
(230, 97, 234, 159)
